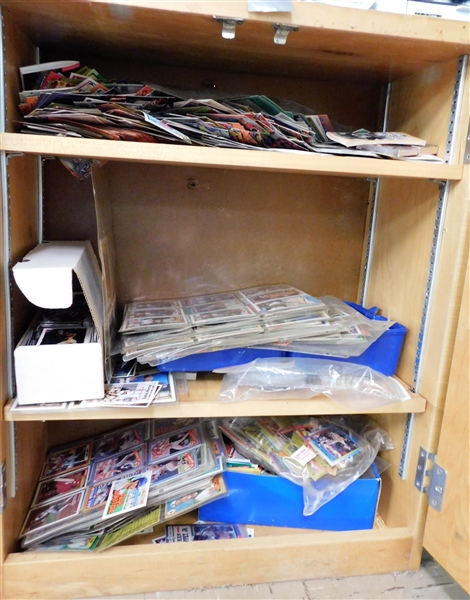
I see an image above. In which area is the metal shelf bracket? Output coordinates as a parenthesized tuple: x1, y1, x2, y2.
(273, 23, 299, 45)
(214, 16, 244, 40)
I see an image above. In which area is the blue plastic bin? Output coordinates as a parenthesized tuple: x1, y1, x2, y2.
(287, 302, 407, 376)
(199, 464, 381, 531)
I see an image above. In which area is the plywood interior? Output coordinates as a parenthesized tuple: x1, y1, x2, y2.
(93, 162, 370, 308)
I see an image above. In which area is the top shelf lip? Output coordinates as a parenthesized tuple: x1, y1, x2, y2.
(2, 1, 469, 83)
(0, 133, 463, 180)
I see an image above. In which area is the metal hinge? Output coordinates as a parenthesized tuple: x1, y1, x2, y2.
(0, 461, 6, 513)
(415, 447, 447, 512)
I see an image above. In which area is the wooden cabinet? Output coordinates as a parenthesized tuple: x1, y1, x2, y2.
(0, 2, 468, 598)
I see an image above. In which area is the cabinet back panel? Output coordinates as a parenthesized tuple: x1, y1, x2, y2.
(90, 162, 370, 305)
(38, 55, 382, 134)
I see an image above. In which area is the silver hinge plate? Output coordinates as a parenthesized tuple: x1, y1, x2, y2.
(0, 461, 6, 513)
(415, 447, 447, 512)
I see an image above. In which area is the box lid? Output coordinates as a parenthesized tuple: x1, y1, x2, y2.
(12, 241, 104, 341)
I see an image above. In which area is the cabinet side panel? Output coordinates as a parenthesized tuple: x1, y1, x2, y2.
(387, 60, 459, 161)
(3, 9, 36, 132)
(0, 157, 8, 574)
(418, 174, 469, 407)
(364, 178, 439, 385)
(418, 66, 470, 406)
(2, 422, 47, 558)
(91, 163, 369, 305)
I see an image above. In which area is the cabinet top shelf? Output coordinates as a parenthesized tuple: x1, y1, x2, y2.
(1, 133, 463, 180)
(2, 1, 469, 82)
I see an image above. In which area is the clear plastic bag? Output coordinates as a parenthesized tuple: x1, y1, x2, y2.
(219, 415, 393, 516)
(217, 357, 410, 409)
(302, 415, 392, 515)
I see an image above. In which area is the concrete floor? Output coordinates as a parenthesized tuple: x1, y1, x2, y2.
(84, 552, 469, 600)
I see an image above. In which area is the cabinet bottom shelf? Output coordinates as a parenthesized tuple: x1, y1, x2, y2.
(4, 525, 416, 599)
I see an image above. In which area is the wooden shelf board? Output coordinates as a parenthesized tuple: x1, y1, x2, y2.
(4, 375, 426, 421)
(1, 134, 463, 181)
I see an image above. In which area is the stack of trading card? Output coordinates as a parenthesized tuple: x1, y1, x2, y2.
(118, 286, 391, 367)
(20, 418, 226, 551)
(119, 284, 336, 366)
(18, 291, 98, 348)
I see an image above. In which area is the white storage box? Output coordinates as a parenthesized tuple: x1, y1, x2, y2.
(13, 241, 105, 404)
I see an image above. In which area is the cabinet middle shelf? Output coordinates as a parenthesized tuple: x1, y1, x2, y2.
(4, 374, 426, 421)
(0, 134, 463, 181)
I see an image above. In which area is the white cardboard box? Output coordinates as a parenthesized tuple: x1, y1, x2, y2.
(13, 241, 105, 404)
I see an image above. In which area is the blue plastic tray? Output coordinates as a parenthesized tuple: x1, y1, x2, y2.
(199, 464, 381, 531)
